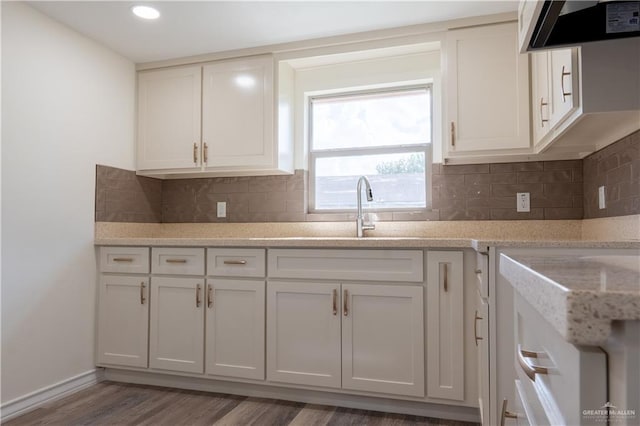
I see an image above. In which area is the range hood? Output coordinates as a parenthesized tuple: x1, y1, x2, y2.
(528, 0, 640, 50)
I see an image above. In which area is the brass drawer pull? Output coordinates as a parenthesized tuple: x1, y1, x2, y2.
(343, 289, 349, 317)
(113, 257, 133, 262)
(207, 284, 213, 308)
(203, 142, 209, 163)
(332, 289, 337, 316)
(193, 142, 198, 164)
(501, 399, 518, 426)
(140, 282, 146, 305)
(517, 345, 548, 381)
(561, 65, 572, 102)
(450, 122, 455, 147)
(223, 260, 247, 265)
(474, 310, 483, 346)
(539, 97, 549, 127)
(196, 284, 202, 307)
(165, 259, 187, 264)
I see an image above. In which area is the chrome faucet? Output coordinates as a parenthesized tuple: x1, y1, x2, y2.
(356, 176, 375, 238)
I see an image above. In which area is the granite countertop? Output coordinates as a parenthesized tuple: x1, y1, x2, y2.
(500, 253, 640, 345)
(94, 236, 640, 250)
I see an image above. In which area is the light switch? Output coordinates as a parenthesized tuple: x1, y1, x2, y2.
(217, 202, 227, 218)
(598, 186, 606, 209)
(516, 192, 530, 212)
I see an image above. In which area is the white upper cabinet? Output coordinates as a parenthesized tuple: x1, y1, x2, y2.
(444, 22, 530, 161)
(202, 57, 274, 169)
(136, 55, 293, 178)
(137, 66, 202, 170)
(531, 39, 640, 155)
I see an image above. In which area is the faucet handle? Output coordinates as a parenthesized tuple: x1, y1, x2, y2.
(362, 223, 375, 231)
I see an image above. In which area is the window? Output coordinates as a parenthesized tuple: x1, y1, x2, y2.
(309, 86, 432, 212)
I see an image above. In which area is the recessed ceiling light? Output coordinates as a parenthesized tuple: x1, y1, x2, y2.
(132, 5, 160, 20)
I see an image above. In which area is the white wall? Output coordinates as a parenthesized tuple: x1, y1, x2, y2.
(1, 2, 135, 404)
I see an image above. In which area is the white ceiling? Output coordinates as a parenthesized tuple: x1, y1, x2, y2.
(29, 1, 518, 64)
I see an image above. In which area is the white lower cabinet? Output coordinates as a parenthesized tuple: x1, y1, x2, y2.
(205, 279, 265, 380)
(149, 277, 205, 374)
(266, 281, 342, 388)
(342, 283, 424, 397)
(97, 275, 149, 368)
(426, 251, 464, 401)
(266, 280, 424, 397)
(476, 290, 490, 425)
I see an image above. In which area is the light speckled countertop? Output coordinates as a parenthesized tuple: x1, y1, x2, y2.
(93, 218, 640, 250)
(94, 236, 640, 251)
(500, 253, 640, 345)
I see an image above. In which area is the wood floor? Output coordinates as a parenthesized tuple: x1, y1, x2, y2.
(5, 382, 479, 426)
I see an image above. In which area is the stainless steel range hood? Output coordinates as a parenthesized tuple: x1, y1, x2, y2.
(527, 0, 640, 50)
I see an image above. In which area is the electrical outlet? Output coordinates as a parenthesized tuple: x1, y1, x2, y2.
(517, 192, 530, 212)
(217, 201, 227, 218)
(598, 186, 606, 209)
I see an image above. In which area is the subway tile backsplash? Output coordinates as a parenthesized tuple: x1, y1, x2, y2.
(95, 130, 639, 223)
(583, 130, 640, 219)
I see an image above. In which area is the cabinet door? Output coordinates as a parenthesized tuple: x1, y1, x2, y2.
(476, 290, 490, 425)
(202, 56, 274, 168)
(137, 66, 202, 170)
(549, 49, 579, 128)
(266, 281, 341, 388)
(426, 251, 464, 400)
(531, 51, 552, 146)
(205, 279, 265, 380)
(97, 275, 149, 368)
(149, 277, 204, 374)
(445, 22, 530, 155)
(342, 283, 424, 397)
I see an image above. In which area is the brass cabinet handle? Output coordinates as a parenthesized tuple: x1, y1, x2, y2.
(450, 122, 455, 147)
(539, 97, 549, 127)
(223, 260, 247, 265)
(501, 399, 518, 426)
(332, 289, 337, 316)
(343, 289, 349, 317)
(203, 142, 208, 164)
(207, 284, 213, 308)
(517, 345, 548, 381)
(165, 259, 187, 264)
(193, 142, 198, 164)
(561, 65, 572, 102)
(442, 263, 448, 293)
(474, 310, 483, 346)
(140, 282, 146, 305)
(196, 284, 201, 307)
(113, 257, 133, 262)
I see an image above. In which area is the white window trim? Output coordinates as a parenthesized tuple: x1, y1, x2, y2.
(308, 84, 433, 214)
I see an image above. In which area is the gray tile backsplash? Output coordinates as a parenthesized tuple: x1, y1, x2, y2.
(583, 130, 640, 219)
(95, 130, 639, 223)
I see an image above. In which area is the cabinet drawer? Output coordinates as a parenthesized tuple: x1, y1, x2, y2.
(514, 293, 607, 425)
(152, 248, 205, 275)
(475, 252, 489, 298)
(268, 249, 423, 282)
(207, 248, 265, 277)
(100, 247, 149, 274)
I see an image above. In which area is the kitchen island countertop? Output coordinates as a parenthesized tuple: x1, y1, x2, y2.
(500, 252, 640, 345)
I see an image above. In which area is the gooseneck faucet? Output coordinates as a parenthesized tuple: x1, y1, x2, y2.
(356, 176, 375, 238)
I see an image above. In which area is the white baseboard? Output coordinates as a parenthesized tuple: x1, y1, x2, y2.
(1, 369, 105, 422)
(105, 369, 480, 423)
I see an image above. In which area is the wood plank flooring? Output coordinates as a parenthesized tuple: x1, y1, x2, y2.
(5, 382, 479, 426)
